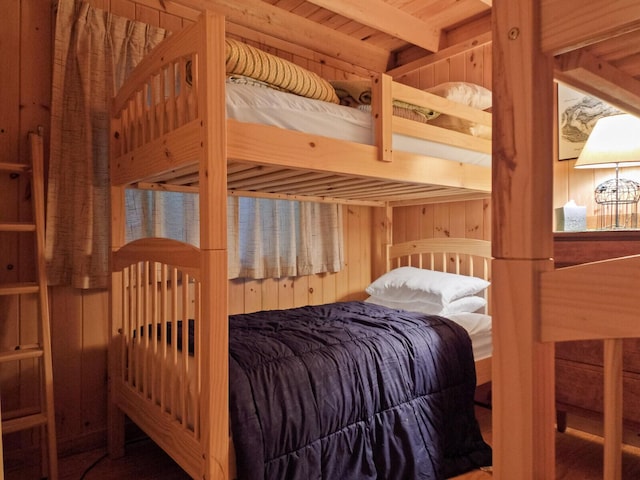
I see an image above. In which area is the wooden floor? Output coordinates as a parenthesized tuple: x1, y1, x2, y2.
(451, 406, 640, 480)
(6, 405, 640, 479)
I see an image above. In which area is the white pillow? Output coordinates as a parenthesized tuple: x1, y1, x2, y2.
(365, 295, 486, 316)
(365, 266, 490, 306)
(425, 82, 492, 139)
(440, 296, 487, 315)
(426, 81, 492, 110)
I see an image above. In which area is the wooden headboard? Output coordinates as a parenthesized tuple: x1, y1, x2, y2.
(385, 237, 492, 313)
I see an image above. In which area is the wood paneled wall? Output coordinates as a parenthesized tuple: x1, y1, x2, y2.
(0, 0, 55, 461)
(391, 39, 493, 245)
(393, 200, 492, 244)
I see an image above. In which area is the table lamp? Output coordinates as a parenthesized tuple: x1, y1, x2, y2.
(574, 113, 640, 229)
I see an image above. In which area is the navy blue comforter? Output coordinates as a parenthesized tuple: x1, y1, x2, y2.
(229, 301, 491, 480)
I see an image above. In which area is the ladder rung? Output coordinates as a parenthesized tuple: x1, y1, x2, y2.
(0, 282, 39, 295)
(2, 413, 47, 435)
(0, 221, 36, 232)
(0, 346, 43, 363)
(0, 162, 31, 173)
(2, 406, 40, 422)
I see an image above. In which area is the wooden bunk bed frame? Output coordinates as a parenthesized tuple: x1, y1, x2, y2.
(108, 11, 494, 479)
(493, 1, 640, 479)
(101, 0, 640, 477)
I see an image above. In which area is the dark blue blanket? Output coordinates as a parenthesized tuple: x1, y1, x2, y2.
(229, 301, 491, 480)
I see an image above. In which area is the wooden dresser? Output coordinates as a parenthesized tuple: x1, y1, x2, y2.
(554, 231, 640, 441)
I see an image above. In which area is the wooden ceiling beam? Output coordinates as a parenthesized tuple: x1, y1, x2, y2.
(388, 31, 492, 79)
(542, 0, 640, 55)
(302, 0, 442, 53)
(555, 49, 640, 118)
(226, 23, 374, 78)
(142, 0, 390, 71)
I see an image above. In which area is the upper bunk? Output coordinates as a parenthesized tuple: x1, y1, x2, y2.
(109, 3, 494, 208)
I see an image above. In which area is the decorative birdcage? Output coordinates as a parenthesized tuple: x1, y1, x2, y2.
(594, 178, 640, 229)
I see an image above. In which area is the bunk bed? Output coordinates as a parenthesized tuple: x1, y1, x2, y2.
(492, 1, 640, 480)
(108, 10, 494, 479)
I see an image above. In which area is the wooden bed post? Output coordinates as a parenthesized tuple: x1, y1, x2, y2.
(108, 174, 127, 457)
(199, 11, 229, 480)
(372, 203, 393, 281)
(371, 73, 393, 162)
(492, 0, 556, 478)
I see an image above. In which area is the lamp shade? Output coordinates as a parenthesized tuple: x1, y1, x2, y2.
(575, 113, 640, 169)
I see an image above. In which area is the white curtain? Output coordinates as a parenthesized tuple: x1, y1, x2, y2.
(45, 0, 167, 288)
(128, 194, 345, 280)
(227, 197, 344, 279)
(125, 190, 200, 246)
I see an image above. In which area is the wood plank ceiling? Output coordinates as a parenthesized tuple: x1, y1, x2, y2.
(160, 0, 493, 75)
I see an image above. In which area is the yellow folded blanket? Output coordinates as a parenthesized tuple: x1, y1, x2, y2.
(358, 103, 440, 123)
(332, 80, 440, 121)
(225, 38, 339, 104)
(331, 80, 372, 105)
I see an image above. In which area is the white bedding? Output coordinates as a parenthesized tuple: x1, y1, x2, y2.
(225, 83, 492, 168)
(363, 295, 492, 361)
(445, 311, 493, 361)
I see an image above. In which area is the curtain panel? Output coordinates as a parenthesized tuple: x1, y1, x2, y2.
(46, 0, 167, 288)
(227, 197, 344, 279)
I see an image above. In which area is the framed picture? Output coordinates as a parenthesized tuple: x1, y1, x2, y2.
(557, 83, 622, 160)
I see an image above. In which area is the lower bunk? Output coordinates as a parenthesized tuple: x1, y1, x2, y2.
(109, 237, 492, 479)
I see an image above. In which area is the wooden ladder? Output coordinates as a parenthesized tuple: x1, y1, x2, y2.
(0, 130, 58, 479)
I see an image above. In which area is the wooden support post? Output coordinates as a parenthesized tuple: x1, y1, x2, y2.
(492, 0, 556, 478)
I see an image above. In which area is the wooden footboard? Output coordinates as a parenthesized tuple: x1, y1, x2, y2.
(110, 238, 207, 478)
(109, 11, 229, 477)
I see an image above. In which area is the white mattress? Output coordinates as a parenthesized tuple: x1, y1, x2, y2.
(226, 83, 491, 168)
(445, 312, 493, 361)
